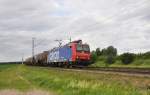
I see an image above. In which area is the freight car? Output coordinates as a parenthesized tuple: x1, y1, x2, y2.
(25, 40, 91, 67)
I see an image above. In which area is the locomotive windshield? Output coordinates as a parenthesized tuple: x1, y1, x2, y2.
(76, 44, 82, 51)
(76, 44, 90, 52)
(83, 45, 90, 52)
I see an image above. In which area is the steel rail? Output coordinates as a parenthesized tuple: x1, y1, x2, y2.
(71, 66, 150, 75)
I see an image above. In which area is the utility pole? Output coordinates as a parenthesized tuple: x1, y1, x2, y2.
(32, 37, 35, 63)
(69, 37, 71, 43)
(22, 54, 24, 64)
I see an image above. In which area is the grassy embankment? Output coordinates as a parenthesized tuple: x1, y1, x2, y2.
(0, 64, 150, 95)
(91, 56, 150, 68)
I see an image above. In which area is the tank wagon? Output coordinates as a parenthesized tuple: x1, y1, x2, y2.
(25, 40, 91, 66)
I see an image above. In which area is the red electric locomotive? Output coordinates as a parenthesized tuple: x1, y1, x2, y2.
(69, 40, 91, 65)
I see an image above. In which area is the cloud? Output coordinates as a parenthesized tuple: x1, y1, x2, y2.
(0, 0, 150, 61)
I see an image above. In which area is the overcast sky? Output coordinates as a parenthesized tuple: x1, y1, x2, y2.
(0, 0, 150, 62)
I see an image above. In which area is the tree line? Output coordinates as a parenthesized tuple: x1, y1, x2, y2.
(91, 46, 150, 65)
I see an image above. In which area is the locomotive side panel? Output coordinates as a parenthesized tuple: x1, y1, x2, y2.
(47, 46, 72, 63)
(47, 49, 59, 62)
(59, 46, 72, 62)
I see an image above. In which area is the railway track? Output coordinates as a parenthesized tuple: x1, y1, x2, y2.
(68, 66, 150, 76)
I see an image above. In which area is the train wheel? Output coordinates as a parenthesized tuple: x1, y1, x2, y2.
(62, 62, 67, 68)
(64, 65, 67, 68)
(57, 62, 60, 67)
(67, 65, 72, 68)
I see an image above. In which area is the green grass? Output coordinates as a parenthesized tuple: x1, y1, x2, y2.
(0, 64, 150, 95)
(0, 64, 32, 90)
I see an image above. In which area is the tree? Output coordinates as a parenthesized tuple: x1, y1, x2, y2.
(101, 48, 107, 55)
(99, 46, 117, 66)
(101, 46, 117, 56)
(120, 53, 135, 64)
(96, 48, 101, 56)
(106, 46, 117, 56)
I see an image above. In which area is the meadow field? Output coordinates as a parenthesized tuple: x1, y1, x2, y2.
(0, 64, 150, 95)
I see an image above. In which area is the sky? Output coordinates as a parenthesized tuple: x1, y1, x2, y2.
(0, 0, 150, 62)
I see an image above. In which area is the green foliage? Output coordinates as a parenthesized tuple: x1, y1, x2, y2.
(90, 51, 98, 63)
(106, 46, 117, 56)
(106, 55, 115, 64)
(96, 48, 101, 56)
(101, 46, 117, 56)
(120, 53, 135, 64)
(143, 51, 150, 58)
(133, 52, 150, 60)
(96, 46, 117, 65)
(92, 46, 150, 67)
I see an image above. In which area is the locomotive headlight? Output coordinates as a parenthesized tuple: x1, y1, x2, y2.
(87, 56, 90, 60)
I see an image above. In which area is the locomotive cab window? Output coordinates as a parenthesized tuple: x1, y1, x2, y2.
(83, 45, 90, 52)
(76, 44, 82, 51)
(76, 44, 90, 52)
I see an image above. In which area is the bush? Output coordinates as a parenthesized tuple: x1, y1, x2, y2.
(120, 53, 135, 64)
(135, 52, 150, 59)
(106, 55, 115, 64)
(91, 51, 98, 63)
(143, 52, 150, 59)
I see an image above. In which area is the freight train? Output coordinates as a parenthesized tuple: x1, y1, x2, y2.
(25, 40, 91, 67)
